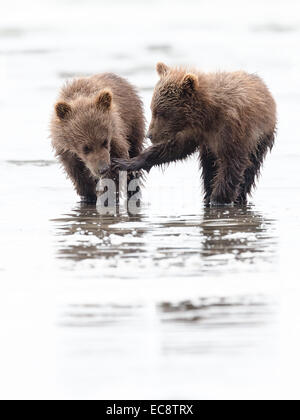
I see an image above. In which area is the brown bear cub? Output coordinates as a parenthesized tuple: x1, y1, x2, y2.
(51, 73, 145, 203)
(112, 63, 277, 205)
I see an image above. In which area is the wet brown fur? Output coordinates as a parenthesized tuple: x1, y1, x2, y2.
(51, 73, 145, 203)
(113, 63, 277, 205)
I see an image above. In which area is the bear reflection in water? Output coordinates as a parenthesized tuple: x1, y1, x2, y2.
(52, 204, 276, 269)
(199, 206, 276, 266)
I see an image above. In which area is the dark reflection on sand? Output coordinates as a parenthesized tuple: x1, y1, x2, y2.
(199, 206, 277, 266)
(60, 303, 144, 328)
(159, 296, 272, 325)
(52, 204, 146, 262)
(54, 204, 277, 349)
(61, 297, 273, 329)
(59, 295, 276, 358)
(158, 296, 276, 355)
(52, 204, 277, 272)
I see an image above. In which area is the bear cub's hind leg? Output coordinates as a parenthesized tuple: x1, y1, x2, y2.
(235, 133, 275, 205)
(210, 150, 250, 206)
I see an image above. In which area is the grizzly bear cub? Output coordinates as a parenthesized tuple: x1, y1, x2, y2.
(112, 63, 277, 205)
(51, 73, 145, 203)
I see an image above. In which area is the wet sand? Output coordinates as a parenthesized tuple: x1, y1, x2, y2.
(0, 0, 300, 400)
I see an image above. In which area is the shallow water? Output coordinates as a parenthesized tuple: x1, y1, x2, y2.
(0, 0, 300, 400)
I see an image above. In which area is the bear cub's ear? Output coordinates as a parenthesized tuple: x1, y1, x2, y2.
(156, 62, 169, 78)
(55, 102, 72, 120)
(181, 73, 198, 93)
(96, 89, 112, 111)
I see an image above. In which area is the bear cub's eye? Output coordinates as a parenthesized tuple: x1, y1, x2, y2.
(103, 140, 109, 148)
(83, 146, 93, 155)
